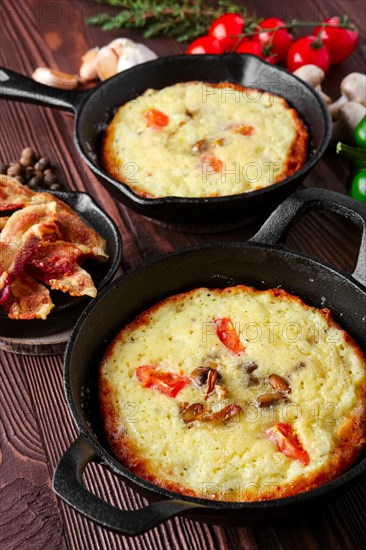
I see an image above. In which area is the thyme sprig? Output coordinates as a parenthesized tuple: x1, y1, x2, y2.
(86, 0, 252, 42)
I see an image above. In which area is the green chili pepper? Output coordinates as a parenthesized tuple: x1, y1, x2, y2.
(354, 116, 366, 149)
(336, 116, 366, 203)
(349, 170, 366, 203)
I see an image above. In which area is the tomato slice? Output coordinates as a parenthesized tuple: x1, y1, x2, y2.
(144, 109, 169, 129)
(201, 153, 223, 173)
(214, 317, 244, 354)
(136, 365, 189, 397)
(266, 423, 310, 465)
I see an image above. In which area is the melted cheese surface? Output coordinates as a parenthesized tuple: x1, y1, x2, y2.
(100, 287, 366, 500)
(102, 82, 307, 198)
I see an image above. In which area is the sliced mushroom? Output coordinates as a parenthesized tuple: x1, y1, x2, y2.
(182, 402, 241, 424)
(190, 366, 221, 399)
(256, 393, 289, 408)
(268, 374, 290, 392)
(182, 402, 204, 423)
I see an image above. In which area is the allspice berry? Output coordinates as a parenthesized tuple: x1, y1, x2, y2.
(24, 166, 35, 181)
(15, 175, 25, 185)
(29, 176, 41, 189)
(7, 161, 24, 177)
(35, 157, 49, 171)
(20, 147, 35, 167)
(43, 169, 57, 185)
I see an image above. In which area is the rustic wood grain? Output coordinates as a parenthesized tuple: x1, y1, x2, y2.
(1, 1, 366, 549)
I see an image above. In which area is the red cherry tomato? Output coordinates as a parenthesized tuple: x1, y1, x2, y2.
(286, 36, 331, 73)
(236, 40, 277, 65)
(136, 365, 189, 398)
(209, 13, 245, 51)
(313, 16, 358, 64)
(266, 423, 310, 465)
(215, 317, 244, 354)
(253, 17, 293, 62)
(186, 35, 224, 55)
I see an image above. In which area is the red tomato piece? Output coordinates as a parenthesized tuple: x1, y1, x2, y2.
(235, 40, 277, 64)
(136, 365, 189, 398)
(209, 13, 245, 51)
(266, 423, 310, 465)
(253, 17, 293, 62)
(201, 153, 223, 173)
(214, 317, 244, 354)
(144, 109, 169, 129)
(186, 35, 224, 55)
(286, 36, 330, 73)
(313, 16, 358, 64)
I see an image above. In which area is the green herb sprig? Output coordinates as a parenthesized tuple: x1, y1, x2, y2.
(86, 0, 251, 42)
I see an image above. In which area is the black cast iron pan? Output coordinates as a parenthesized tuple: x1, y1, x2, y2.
(0, 55, 331, 231)
(53, 188, 366, 535)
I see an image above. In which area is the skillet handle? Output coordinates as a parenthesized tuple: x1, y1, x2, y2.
(53, 436, 201, 535)
(0, 67, 88, 112)
(250, 188, 366, 288)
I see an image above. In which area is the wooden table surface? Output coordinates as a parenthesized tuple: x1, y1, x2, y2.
(1, 1, 365, 548)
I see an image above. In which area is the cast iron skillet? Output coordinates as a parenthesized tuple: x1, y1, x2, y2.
(0, 55, 331, 230)
(0, 190, 122, 339)
(53, 188, 366, 535)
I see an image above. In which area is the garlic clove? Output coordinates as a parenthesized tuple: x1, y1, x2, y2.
(95, 45, 120, 81)
(32, 67, 79, 89)
(79, 47, 99, 82)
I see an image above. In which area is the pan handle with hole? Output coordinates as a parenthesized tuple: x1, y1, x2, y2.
(0, 67, 90, 112)
(250, 188, 366, 288)
(53, 436, 203, 536)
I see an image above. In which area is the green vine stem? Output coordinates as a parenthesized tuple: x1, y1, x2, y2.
(86, 1, 357, 46)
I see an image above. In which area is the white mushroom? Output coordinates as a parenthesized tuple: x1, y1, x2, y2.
(79, 47, 99, 82)
(329, 73, 366, 120)
(331, 101, 366, 143)
(293, 65, 332, 105)
(32, 67, 79, 89)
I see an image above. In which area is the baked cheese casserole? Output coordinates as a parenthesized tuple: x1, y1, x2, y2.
(102, 82, 309, 198)
(99, 286, 366, 502)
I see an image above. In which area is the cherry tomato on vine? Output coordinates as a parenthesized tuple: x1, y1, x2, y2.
(236, 40, 277, 64)
(253, 17, 293, 62)
(287, 36, 331, 73)
(313, 16, 358, 64)
(186, 35, 224, 54)
(209, 13, 245, 51)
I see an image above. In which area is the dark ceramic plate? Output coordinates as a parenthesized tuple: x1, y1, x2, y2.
(0, 189, 122, 338)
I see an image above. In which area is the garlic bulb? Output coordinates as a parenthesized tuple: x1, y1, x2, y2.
(115, 38, 157, 72)
(95, 38, 157, 80)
